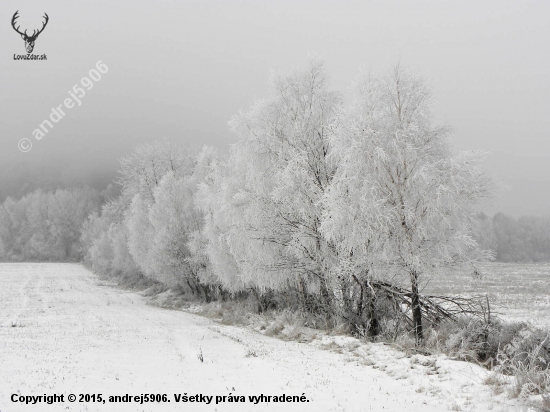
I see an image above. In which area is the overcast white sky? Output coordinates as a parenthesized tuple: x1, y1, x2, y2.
(1, 0, 549, 216)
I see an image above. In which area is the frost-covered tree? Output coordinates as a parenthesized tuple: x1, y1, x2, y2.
(125, 193, 155, 275)
(187, 147, 221, 288)
(81, 211, 112, 269)
(195, 153, 254, 293)
(147, 171, 205, 292)
(0, 187, 101, 261)
(108, 222, 139, 277)
(117, 140, 195, 204)
(120, 142, 218, 295)
(120, 140, 196, 279)
(48, 187, 102, 259)
(199, 60, 341, 308)
(81, 197, 139, 278)
(89, 230, 115, 275)
(0, 198, 21, 260)
(492, 213, 550, 262)
(323, 66, 495, 342)
(20, 191, 52, 259)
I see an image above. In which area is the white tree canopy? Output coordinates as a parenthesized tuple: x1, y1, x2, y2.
(197, 59, 342, 293)
(324, 66, 495, 282)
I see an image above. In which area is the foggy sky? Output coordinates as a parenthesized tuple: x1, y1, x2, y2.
(1, 0, 549, 216)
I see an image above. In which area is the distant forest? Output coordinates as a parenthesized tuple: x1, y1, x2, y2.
(0, 160, 118, 204)
(1, 188, 547, 263)
(475, 212, 550, 262)
(0, 185, 116, 262)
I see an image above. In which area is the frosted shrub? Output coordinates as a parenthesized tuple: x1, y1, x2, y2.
(89, 231, 114, 276)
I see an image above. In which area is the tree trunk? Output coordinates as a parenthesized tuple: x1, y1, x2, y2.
(356, 280, 364, 319)
(201, 284, 212, 303)
(340, 277, 353, 322)
(250, 287, 264, 313)
(298, 279, 313, 312)
(186, 279, 197, 295)
(319, 276, 333, 314)
(219, 286, 230, 302)
(365, 282, 379, 338)
(410, 270, 423, 344)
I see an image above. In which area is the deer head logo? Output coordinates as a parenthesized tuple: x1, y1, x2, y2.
(11, 11, 49, 54)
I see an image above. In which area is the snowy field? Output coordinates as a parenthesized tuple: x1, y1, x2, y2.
(0, 263, 525, 412)
(425, 263, 550, 327)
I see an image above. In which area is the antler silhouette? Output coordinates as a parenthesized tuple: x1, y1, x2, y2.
(11, 11, 26, 37)
(31, 13, 49, 39)
(11, 11, 49, 40)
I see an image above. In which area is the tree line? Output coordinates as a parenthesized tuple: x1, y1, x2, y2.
(2, 61, 544, 343)
(0, 186, 109, 261)
(475, 212, 550, 262)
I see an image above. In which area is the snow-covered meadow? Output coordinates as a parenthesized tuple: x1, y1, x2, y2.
(425, 263, 550, 328)
(0, 263, 525, 412)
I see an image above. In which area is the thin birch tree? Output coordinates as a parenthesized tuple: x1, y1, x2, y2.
(324, 66, 495, 342)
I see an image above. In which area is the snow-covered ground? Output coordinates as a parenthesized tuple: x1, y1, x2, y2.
(0, 263, 524, 412)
